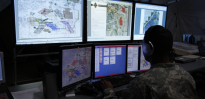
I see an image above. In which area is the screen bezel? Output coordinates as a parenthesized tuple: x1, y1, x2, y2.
(126, 44, 141, 74)
(92, 43, 127, 79)
(133, 2, 168, 41)
(58, 44, 92, 91)
(0, 52, 6, 83)
(13, 0, 86, 46)
(87, 0, 135, 42)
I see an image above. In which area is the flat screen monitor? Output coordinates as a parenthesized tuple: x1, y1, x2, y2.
(94, 45, 127, 78)
(14, 0, 84, 45)
(87, 0, 133, 41)
(140, 45, 151, 71)
(59, 45, 92, 90)
(127, 45, 140, 73)
(0, 52, 5, 83)
(133, 3, 167, 40)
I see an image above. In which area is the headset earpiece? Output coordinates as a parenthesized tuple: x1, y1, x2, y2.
(143, 41, 154, 56)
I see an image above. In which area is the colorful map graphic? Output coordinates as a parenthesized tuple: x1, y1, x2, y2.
(62, 47, 91, 87)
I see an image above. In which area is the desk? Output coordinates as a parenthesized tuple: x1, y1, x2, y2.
(176, 59, 205, 73)
(8, 59, 205, 99)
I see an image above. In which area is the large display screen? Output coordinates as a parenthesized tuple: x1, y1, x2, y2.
(87, 0, 133, 41)
(62, 47, 91, 88)
(14, 0, 83, 45)
(127, 45, 140, 73)
(134, 3, 167, 40)
(94, 45, 126, 78)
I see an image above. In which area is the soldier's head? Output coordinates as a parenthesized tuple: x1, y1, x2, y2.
(143, 25, 173, 63)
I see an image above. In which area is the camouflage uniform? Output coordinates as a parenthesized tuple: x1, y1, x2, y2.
(103, 63, 198, 99)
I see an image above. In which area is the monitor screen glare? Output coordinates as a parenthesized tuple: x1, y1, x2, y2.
(87, 0, 133, 41)
(127, 45, 140, 73)
(14, 0, 83, 45)
(134, 3, 167, 40)
(94, 45, 126, 78)
(62, 47, 91, 88)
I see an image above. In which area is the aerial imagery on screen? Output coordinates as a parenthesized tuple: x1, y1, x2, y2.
(87, 0, 133, 41)
(15, 0, 83, 44)
(134, 3, 167, 40)
(62, 47, 91, 87)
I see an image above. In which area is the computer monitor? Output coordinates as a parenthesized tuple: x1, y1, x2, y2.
(0, 52, 6, 83)
(140, 45, 151, 71)
(133, 3, 167, 40)
(127, 44, 140, 73)
(14, 0, 84, 45)
(87, 0, 133, 41)
(94, 44, 127, 78)
(58, 45, 92, 90)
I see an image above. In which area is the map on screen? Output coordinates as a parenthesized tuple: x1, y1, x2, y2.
(15, 0, 83, 44)
(62, 47, 91, 87)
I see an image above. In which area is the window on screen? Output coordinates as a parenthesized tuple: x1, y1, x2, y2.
(134, 3, 167, 40)
(14, 0, 83, 45)
(87, 0, 133, 41)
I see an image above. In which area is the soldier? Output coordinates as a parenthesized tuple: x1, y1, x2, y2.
(101, 25, 198, 99)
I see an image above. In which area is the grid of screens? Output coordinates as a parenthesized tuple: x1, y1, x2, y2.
(0, 54, 3, 81)
(127, 45, 140, 73)
(94, 45, 126, 78)
(14, 0, 83, 45)
(133, 3, 167, 40)
(87, 0, 133, 41)
(61, 46, 91, 88)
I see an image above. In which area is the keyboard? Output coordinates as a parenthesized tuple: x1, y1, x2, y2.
(92, 75, 134, 91)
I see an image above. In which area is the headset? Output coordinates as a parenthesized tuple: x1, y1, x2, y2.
(142, 26, 155, 57)
(142, 25, 175, 63)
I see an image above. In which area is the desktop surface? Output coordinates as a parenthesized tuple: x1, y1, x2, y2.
(94, 45, 127, 78)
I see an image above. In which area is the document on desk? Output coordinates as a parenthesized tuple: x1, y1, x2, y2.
(11, 88, 44, 99)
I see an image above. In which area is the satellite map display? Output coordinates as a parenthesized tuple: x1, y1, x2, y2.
(106, 3, 129, 36)
(62, 47, 91, 87)
(143, 10, 160, 33)
(16, 0, 82, 39)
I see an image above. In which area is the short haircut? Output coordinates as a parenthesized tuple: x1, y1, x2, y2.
(144, 25, 173, 56)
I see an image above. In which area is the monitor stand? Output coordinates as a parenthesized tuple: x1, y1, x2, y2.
(65, 86, 76, 97)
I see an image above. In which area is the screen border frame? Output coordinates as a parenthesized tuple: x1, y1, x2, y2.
(58, 44, 93, 91)
(133, 1, 168, 41)
(92, 43, 127, 79)
(13, 0, 86, 46)
(0, 52, 6, 83)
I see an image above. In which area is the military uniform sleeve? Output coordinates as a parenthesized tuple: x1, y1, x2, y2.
(103, 88, 118, 99)
(121, 78, 144, 99)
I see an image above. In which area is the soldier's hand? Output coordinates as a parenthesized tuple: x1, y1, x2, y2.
(100, 80, 113, 91)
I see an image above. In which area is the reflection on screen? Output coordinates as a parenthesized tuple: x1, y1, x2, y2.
(14, 0, 83, 45)
(127, 45, 140, 73)
(134, 3, 167, 40)
(0, 55, 3, 81)
(140, 45, 151, 70)
(95, 45, 126, 78)
(62, 47, 91, 87)
(87, 0, 133, 41)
